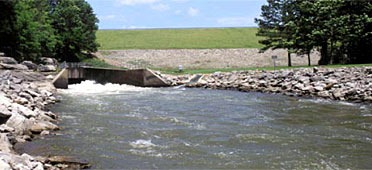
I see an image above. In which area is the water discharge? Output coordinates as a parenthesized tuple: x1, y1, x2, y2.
(18, 81, 372, 169)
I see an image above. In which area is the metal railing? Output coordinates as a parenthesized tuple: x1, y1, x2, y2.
(60, 62, 92, 69)
(60, 61, 151, 70)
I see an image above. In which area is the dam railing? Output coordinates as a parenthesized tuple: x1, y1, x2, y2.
(60, 62, 92, 69)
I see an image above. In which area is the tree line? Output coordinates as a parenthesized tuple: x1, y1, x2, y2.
(0, 0, 99, 62)
(256, 0, 372, 66)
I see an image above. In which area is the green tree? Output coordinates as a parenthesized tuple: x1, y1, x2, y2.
(336, 0, 372, 64)
(257, 0, 372, 65)
(13, 0, 57, 61)
(0, 0, 17, 56)
(51, 0, 99, 62)
(255, 0, 298, 67)
(286, 1, 315, 66)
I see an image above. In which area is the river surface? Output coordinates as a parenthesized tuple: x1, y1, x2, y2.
(19, 81, 372, 169)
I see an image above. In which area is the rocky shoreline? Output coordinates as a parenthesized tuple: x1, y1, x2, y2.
(0, 57, 89, 169)
(162, 66, 372, 103)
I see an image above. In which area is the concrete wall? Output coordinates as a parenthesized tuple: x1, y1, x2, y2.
(52, 68, 69, 89)
(83, 68, 144, 86)
(53, 67, 169, 89)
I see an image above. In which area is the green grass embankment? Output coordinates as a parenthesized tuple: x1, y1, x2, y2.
(82, 58, 125, 70)
(96, 28, 263, 50)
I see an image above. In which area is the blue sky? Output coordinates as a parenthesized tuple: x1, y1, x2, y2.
(87, 0, 266, 30)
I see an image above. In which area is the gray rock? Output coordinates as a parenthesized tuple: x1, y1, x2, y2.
(0, 125, 14, 133)
(0, 57, 17, 65)
(13, 104, 38, 118)
(21, 61, 38, 70)
(13, 97, 28, 105)
(314, 86, 324, 92)
(0, 63, 28, 70)
(318, 91, 330, 98)
(0, 158, 11, 170)
(0, 133, 13, 153)
(0, 105, 12, 124)
(333, 90, 344, 100)
(301, 86, 313, 92)
(25, 90, 40, 98)
(6, 112, 33, 135)
(258, 80, 267, 87)
(40, 130, 50, 136)
(40, 57, 58, 66)
(345, 82, 356, 88)
(298, 76, 310, 83)
(30, 121, 59, 134)
(310, 76, 325, 82)
(38, 65, 56, 72)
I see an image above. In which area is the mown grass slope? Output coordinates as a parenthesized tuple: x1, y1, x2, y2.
(97, 28, 264, 50)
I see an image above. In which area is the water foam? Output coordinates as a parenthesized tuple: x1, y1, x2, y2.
(130, 139, 157, 149)
(59, 80, 151, 94)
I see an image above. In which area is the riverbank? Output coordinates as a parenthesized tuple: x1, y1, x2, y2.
(0, 58, 89, 169)
(162, 66, 372, 103)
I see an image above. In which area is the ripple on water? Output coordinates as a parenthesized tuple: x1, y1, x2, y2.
(235, 133, 282, 144)
(129, 139, 157, 149)
(40, 82, 372, 169)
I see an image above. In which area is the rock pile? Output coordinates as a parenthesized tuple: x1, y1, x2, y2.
(0, 57, 57, 72)
(165, 67, 372, 103)
(101, 49, 321, 69)
(0, 57, 89, 169)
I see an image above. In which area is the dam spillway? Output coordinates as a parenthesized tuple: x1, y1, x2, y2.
(52, 67, 169, 89)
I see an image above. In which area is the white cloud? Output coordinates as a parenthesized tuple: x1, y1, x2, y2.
(117, 0, 159, 6)
(175, 10, 182, 15)
(188, 7, 199, 17)
(98, 15, 116, 21)
(151, 3, 170, 11)
(98, 15, 126, 22)
(171, 0, 189, 3)
(217, 17, 255, 27)
(123, 25, 152, 29)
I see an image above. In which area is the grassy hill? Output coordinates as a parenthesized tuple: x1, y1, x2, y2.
(96, 28, 264, 50)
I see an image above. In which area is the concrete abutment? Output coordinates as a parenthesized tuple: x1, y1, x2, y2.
(52, 67, 169, 89)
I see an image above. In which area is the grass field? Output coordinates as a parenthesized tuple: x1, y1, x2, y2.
(96, 28, 264, 50)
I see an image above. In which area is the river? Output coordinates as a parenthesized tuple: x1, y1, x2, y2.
(18, 81, 372, 169)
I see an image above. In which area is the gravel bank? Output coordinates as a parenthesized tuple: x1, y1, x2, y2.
(0, 58, 89, 169)
(98, 48, 321, 69)
(161, 66, 372, 103)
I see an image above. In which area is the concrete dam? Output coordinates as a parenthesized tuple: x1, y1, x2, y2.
(52, 67, 169, 89)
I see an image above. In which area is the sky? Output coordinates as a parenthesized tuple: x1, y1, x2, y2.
(87, 0, 266, 30)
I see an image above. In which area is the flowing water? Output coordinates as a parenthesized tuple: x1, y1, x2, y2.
(19, 81, 372, 169)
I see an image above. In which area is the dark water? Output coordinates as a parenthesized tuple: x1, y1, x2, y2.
(19, 81, 372, 169)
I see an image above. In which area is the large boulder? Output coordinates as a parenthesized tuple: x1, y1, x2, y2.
(0, 133, 13, 153)
(0, 105, 12, 124)
(21, 61, 38, 70)
(0, 94, 12, 124)
(5, 112, 33, 135)
(38, 65, 56, 72)
(0, 63, 28, 70)
(0, 57, 17, 65)
(0, 157, 11, 170)
(40, 57, 58, 66)
(0, 153, 43, 170)
(30, 121, 59, 134)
